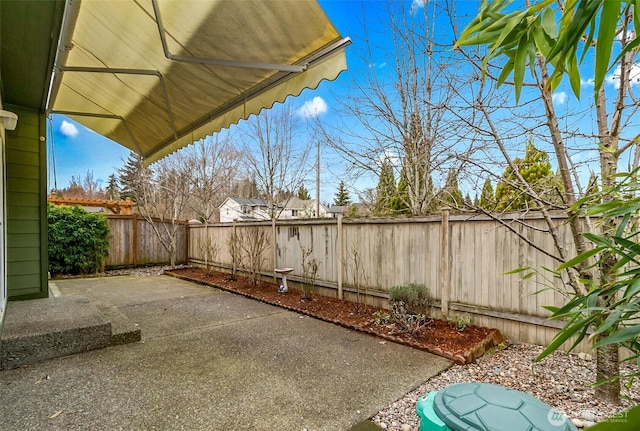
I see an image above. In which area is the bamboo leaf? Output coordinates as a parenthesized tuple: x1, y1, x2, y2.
(595, 0, 622, 91)
(594, 324, 640, 348)
(497, 60, 515, 86)
(583, 233, 611, 247)
(567, 48, 582, 98)
(514, 34, 529, 101)
(558, 247, 605, 269)
(625, 278, 640, 299)
(542, 7, 557, 38)
(634, 0, 640, 36)
(593, 311, 622, 337)
(504, 266, 532, 275)
(532, 24, 553, 57)
(537, 317, 594, 360)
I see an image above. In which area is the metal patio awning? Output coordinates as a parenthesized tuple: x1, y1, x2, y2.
(48, 0, 350, 164)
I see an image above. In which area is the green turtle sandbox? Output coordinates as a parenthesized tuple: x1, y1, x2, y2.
(416, 382, 577, 431)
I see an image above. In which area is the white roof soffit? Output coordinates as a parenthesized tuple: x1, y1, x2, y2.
(48, 0, 350, 164)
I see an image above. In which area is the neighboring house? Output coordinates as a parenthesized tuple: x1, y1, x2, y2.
(219, 197, 271, 223)
(0, 1, 348, 337)
(279, 197, 329, 219)
(327, 205, 349, 218)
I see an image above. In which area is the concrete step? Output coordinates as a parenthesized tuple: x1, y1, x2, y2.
(96, 305, 141, 346)
(1, 296, 111, 369)
(1, 295, 141, 369)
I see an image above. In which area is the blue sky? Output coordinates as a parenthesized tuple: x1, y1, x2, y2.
(47, 1, 635, 203)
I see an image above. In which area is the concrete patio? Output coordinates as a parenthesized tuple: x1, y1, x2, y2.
(0, 275, 451, 430)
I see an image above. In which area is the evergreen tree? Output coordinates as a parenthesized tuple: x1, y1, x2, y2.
(345, 203, 360, 218)
(297, 184, 311, 200)
(464, 193, 472, 207)
(118, 151, 147, 200)
(478, 178, 495, 210)
(105, 174, 120, 200)
(373, 160, 396, 215)
(494, 141, 561, 211)
(390, 169, 410, 215)
(334, 181, 351, 206)
(440, 169, 463, 208)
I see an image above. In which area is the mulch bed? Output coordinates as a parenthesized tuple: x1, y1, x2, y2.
(165, 268, 504, 364)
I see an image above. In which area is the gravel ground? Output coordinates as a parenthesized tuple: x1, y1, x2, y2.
(101, 264, 188, 277)
(373, 342, 639, 430)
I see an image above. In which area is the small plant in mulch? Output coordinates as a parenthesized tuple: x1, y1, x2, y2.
(387, 283, 435, 336)
(388, 283, 433, 315)
(239, 226, 270, 285)
(198, 237, 219, 276)
(447, 311, 471, 331)
(372, 310, 394, 325)
(300, 245, 319, 301)
(390, 300, 433, 336)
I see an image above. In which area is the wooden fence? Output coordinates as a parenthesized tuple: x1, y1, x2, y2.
(188, 211, 600, 352)
(105, 215, 188, 268)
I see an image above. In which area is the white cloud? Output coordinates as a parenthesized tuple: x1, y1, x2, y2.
(379, 149, 400, 166)
(552, 91, 567, 105)
(296, 96, 328, 118)
(606, 63, 640, 89)
(60, 120, 79, 137)
(411, 0, 425, 14)
(368, 62, 387, 69)
(580, 78, 594, 87)
(617, 30, 635, 43)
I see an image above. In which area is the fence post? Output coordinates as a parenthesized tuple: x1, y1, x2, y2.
(337, 213, 343, 300)
(232, 219, 237, 276)
(184, 221, 189, 265)
(132, 215, 138, 267)
(440, 207, 450, 317)
(272, 217, 277, 283)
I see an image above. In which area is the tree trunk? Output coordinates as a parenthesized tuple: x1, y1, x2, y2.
(595, 339, 620, 404)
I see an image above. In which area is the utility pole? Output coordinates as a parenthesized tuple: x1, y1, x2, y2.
(316, 140, 320, 218)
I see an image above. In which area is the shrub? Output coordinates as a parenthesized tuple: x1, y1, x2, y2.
(300, 245, 319, 300)
(48, 204, 110, 276)
(388, 283, 433, 315)
(238, 226, 269, 285)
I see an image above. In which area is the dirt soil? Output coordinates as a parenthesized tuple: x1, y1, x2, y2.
(166, 268, 504, 364)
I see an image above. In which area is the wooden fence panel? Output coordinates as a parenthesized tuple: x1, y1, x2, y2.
(186, 213, 609, 353)
(106, 217, 133, 267)
(105, 215, 187, 268)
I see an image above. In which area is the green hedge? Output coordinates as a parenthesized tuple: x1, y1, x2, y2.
(48, 204, 110, 276)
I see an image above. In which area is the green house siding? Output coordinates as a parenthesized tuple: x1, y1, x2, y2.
(6, 105, 48, 300)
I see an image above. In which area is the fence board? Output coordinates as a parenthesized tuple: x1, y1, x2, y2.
(105, 215, 188, 268)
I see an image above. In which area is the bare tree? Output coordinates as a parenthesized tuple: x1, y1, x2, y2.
(238, 226, 270, 285)
(60, 170, 105, 199)
(316, 1, 466, 215)
(184, 135, 243, 223)
(79, 170, 102, 199)
(240, 103, 312, 219)
(134, 154, 191, 268)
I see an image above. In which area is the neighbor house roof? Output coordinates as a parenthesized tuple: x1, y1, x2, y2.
(328, 205, 348, 214)
(220, 197, 268, 208)
(48, 0, 350, 164)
